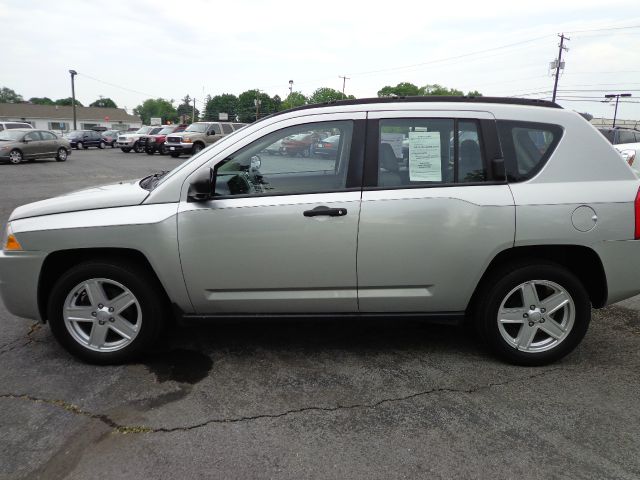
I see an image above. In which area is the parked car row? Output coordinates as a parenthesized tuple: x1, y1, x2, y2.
(598, 126, 640, 173)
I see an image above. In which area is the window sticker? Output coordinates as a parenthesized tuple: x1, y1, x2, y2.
(409, 131, 441, 181)
(381, 133, 404, 159)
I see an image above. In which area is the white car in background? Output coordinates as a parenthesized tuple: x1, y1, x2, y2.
(616, 143, 640, 173)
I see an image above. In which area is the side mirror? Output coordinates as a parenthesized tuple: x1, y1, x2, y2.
(187, 168, 215, 202)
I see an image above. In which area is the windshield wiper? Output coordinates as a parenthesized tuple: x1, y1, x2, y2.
(140, 170, 169, 190)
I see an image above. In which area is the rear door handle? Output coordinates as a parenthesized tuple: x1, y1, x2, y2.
(303, 206, 348, 217)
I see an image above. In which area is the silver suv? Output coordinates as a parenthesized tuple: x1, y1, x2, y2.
(1, 97, 639, 365)
(165, 121, 246, 158)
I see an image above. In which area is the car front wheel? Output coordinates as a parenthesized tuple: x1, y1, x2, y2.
(47, 261, 166, 364)
(99, 141, 105, 149)
(134, 142, 144, 153)
(475, 262, 590, 366)
(56, 147, 68, 162)
(8, 149, 23, 164)
(76, 142, 83, 150)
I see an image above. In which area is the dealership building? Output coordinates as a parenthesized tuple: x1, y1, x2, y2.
(0, 103, 142, 133)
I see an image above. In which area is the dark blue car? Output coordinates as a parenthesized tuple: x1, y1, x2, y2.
(64, 130, 105, 149)
(311, 134, 340, 158)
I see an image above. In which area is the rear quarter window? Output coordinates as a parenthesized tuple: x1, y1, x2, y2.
(497, 121, 563, 182)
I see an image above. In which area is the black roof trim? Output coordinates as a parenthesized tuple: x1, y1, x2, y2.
(265, 96, 561, 120)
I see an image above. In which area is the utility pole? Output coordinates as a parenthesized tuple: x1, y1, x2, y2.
(339, 75, 350, 98)
(604, 93, 632, 127)
(254, 90, 261, 121)
(289, 80, 294, 96)
(551, 34, 569, 103)
(192, 97, 196, 123)
(69, 69, 78, 130)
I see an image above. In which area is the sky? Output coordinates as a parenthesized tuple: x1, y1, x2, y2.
(1, 0, 640, 122)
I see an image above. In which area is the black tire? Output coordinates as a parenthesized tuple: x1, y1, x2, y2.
(76, 142, 83, 150)
(99, 141, 105, 149)
(192, 143, 204, 155)
(170, 152, 180, 158)
(111, 141, 116, 148)
(47, 261, 167, 364)
(475, 261, 590, 366)
(121, 147, 131, 153)
(8, 149, 23, 164)
(133, 142, 145, 153)
(145, 147, 155, 155)
(159, 144, 168, 155)
(56, 147, 68, 162)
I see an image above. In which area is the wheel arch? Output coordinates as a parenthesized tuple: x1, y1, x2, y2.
(467, 245, 608, 314)
(38, 247, 172, 322)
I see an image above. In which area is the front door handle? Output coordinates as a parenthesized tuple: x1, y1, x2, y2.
(303, 206, 348, 217)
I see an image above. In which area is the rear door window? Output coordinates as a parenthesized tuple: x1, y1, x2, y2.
(619, 130, 637, 144)
(497, 121, 563, 181)
(209, 124, 222, 135)
(221, 123, 233, 134)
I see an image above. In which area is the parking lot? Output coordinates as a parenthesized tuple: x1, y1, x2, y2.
(1, 148, 640, 480)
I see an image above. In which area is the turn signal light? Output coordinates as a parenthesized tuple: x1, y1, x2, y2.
(4, 234, 23, 251)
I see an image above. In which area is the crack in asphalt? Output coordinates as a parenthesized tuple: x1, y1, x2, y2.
(0, 322, 41, 355)
(0, 367, 562, 435)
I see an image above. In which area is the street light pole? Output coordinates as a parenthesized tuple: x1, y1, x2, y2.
(289, 80, 293, 96)
(69, 69, 78, 130)
(604, 93, 632, 127)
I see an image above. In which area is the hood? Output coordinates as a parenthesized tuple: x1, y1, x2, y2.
(9, 180, 150, 221)
(118, 133, 145, 139)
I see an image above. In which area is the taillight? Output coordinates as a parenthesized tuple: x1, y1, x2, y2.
(635, 187, 640, 239)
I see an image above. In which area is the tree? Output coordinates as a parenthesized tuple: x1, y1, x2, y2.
(272, 94, 282, 112)
(133, 98, 178, 124)
(308, 87, 349, 104)
(377, 82, 421, 97)
(29, 97, 55, 105)
(177, 95, 199, 122)
(237, 90, 277, 122)
(55, 97, 84, 107)
(466, 90, 483, 97)
(204, 93, 238, 121)
(0, 87, 23, 103)
(419, 84, 464, 96)
(89, 97, 118, 108)
(281, 92, 307, 111)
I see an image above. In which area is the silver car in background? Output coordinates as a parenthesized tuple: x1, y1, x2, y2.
(1, 97, 639, 366)
(0, 129, 71, 164)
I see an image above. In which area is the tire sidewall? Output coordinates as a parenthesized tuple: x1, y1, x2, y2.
(47, 262, 165, 364)
(478, 263, 591, 366)
(56, 148, 68, 162)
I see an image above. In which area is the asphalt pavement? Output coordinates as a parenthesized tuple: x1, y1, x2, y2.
(1, 148, 639, 480)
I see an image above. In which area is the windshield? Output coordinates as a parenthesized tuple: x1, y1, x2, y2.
(64, 131, 82, 138)
(185, 123, 207, 133)
(136, 126, 153, 134)
(0, 130, 23, 141)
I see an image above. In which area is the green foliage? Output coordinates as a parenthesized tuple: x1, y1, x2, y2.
(308, 87, 347, 104)
(177, 95, 199, 122)
(28, 97, 55, 105)
(281, 92, 307, 111)
(237, 90, 277, 122)
(55, 97, 84, 107)
(89, 97, 118, 108)
(204, 93, 239, 121)
(377, 82, 421, 97)
(133, 98, 178, 125)
(377, 82, 482, 98)
(0, 87, 23, 103)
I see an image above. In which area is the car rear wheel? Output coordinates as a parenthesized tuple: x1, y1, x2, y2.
(76, 142, 83, 150)
(47, 261, 166, 364)
(159, 144, 168, 155)
(475, 262, 590, 366)
(301, 147, 310, 158)
(99, 141, 105, 149)
(8, 149, 23, 164)
(56, 147, 68, 162)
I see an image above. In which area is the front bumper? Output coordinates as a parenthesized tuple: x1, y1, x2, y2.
(0, 250, 47, 321)
(117, 139, 136, 147)
(165, 143, 194, 154)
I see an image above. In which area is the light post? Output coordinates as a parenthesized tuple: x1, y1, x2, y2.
(289, 80, 293, 96)
(254, 98, 262, 121)
(69, 69, 78, 130)
(604, 93, 632, 127)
